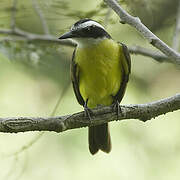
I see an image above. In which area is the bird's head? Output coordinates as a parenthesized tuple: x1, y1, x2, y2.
(59, 19, 111, 46)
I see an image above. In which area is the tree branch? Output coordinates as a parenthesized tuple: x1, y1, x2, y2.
(128, 46, 168, 62)
(104, 0, 180, 65)
(0, 28, 76, 47)
(0, 94, 179, 133)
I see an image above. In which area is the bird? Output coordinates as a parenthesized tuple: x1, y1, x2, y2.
(59, 19, 131, 155)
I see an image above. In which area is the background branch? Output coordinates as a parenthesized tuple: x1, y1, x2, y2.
(128, 46, 168, 62)
(0, 28, 76, 47)
(104, 0, 180, 65)
(31, 0, 50, 34)
(0, 0, 177, 64)
(0, 94, 179, 133)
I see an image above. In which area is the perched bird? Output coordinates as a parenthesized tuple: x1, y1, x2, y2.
(59, 19, 131, 155)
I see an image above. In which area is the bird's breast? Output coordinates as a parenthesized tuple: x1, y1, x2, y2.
(75, 39, 122, 108)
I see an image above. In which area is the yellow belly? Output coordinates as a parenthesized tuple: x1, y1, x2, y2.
(75, 39, 123, 108)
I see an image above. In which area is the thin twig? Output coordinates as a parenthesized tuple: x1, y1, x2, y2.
(9, 132, 44, 156)
(50, 80, 71, 116)
(104, 0, 180, 65)
(2, 155, 18, 179)
(128, 46, 168, 62)
(0, 94, 179, 133)
(14, 152, 28, 180)
(31, 0, 50, 34)
(172, 0, 180, 51)
(0, 28, 76, 47)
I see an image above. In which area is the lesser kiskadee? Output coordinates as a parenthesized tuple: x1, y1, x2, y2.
(59, 19, 131, 155)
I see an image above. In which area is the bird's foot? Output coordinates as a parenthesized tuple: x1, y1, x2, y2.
(84, 99, 93, 121)
(84, 106, 93, 121)
(112, 100, 121, 120)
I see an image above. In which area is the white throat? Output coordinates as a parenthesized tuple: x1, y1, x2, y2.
(72, 37, 105, 48)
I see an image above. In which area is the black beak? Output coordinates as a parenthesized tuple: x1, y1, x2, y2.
(58, 31, 74, 39)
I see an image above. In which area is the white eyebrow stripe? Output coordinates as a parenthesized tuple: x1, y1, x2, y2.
(72, 21, 105, 31)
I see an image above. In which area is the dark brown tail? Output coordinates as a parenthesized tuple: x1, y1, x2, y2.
(88, 123, 111, 155)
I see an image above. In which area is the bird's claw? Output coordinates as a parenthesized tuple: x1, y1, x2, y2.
(112, 100, 121, 120)
(84, 99, 93, 121)
(84, 106, 93, 121)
